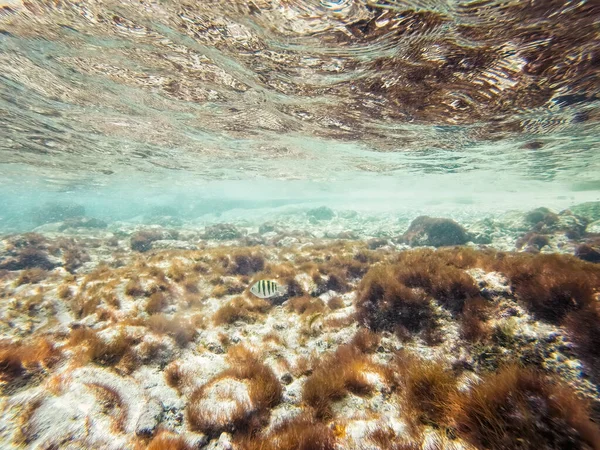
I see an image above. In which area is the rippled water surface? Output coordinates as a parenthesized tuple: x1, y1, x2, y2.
(1, 0, 599, 225)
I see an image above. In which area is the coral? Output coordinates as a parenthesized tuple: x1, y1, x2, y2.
(401, 216, 469, 247)
(454, 366, 600, 450)
(213, 296, 271, 325)
(147, 431, 194, 450)
(237, 413, 336, 450)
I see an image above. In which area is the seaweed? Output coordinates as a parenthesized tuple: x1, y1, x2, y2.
(236, 413, 336, 450)
(213, 296, 271, 325)
(454, 365, 600, 450)
(302, 343, 378, 419)
(356, 265, 436, 339)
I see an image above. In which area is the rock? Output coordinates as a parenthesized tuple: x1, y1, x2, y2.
(241, 233, 265, 246)
(467, 269, 512, 299)
(525, 209, 587, 239)
(586, 220, 600, 234)
(280, 373, 293, 385)
(144, 215, 183, 227)
(151, 240, 198, 250)
(515, 232, 549, 253)
(31, 202, 85, 226)
(338, 210, 358, 219)
(524, 207, 555, 225)
(135, 398, 163, 437)
(204, 433, 234, 450)
(544, 211, 587, 239)
(277, 236, 299, 247)
(58, 216, 108, 231)
(467, 217, 496, 244)
(402, 216, 469, 247)
(569, 201, 600, 222)
(131, 230, 167, 252)
(575, 244, 600, 263)
(186, 432, 208, 448)
(0, 233, 60, 270)
(203, 223, 242, 240)
(306, 206, 334, 221)
(258, 222, 276, 234)
(367, 238, 388, 249)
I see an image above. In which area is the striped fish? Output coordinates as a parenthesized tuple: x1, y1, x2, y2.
(249, 280, 285, 299)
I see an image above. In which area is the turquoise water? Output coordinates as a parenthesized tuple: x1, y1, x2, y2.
(0, 0, 599, 227)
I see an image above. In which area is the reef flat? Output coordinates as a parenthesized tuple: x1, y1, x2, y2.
(0, 206, 600, 449)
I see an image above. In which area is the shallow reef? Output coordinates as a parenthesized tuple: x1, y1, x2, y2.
(0, 210, 600, 449)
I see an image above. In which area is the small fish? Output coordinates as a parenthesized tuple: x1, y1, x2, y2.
(249, 279, 286, 299)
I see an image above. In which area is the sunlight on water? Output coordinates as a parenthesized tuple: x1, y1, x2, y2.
(0, 0, 599, 229)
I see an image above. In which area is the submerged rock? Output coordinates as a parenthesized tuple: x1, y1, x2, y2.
(586, 220, 600, 234)
(0, 233, 60, 270)
(151, 240, 198, 250)
(31, 202, 85, 226)
(307, 206, 334, 222)
(58, 216, 108, 231)
(575, 244, 600, 263)
(524, 208, 587, 239)
(570, 201, 600, 222)
(402, 216, 469, 247)
(131, 229, 178, 252)
(258, 222, 277, 234)
(203, 223, 242, 240)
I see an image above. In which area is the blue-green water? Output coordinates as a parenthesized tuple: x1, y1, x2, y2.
(1, 0, 599, 232)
